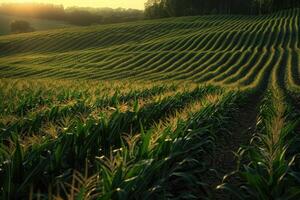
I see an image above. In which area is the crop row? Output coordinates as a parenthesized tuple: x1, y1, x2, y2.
(0, 9, 299, 89)
(218, 54, 300, 198)
(0, 83, 247, 199)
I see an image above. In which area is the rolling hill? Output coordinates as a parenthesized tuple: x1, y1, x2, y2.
(1, 8, 300, 199)
(0, 8, 299, 92)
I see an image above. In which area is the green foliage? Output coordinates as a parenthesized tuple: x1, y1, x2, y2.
(0, 9, 299, 88)
(145, 0, 300, 18)
(219, 88, 300, 199)
(0, 80, 243, 199)
(0, 7, 300, 200)
(10, 20, 35, 34)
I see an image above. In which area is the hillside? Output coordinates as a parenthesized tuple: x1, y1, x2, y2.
(1, 9, 300, 199)
(0, 14, 73, 35)
(0, 9, 298, 90)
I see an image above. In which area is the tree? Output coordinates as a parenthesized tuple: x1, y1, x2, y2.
(254, 0, 273, 14)
(10, 20, 35, 34)
(145, 0, 168, 18)
(144, 0, 300, 19)
(66, 10, 103, 26)
(1, 3, 143, 26)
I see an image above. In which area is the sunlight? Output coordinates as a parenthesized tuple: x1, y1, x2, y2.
(0, 0, 299, 199)
(0, 0, 145, 9)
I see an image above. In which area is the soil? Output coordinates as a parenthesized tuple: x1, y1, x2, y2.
(204, 94, 261, 199)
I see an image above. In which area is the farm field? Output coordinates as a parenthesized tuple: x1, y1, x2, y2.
(0, 8, 300, 199)
(0, 14, 73, 35)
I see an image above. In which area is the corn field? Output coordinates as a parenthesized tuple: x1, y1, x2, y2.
(0, 8, 300, 200)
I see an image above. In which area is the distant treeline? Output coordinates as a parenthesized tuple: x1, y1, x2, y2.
(0, 3, 144, 26)
(145, 0, 300, 18)
(1, 1, 299, 26)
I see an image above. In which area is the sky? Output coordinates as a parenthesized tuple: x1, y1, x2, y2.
(0, 0, 146, 10)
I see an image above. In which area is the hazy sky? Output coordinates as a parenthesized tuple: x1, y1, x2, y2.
(0, 0, 146, 9)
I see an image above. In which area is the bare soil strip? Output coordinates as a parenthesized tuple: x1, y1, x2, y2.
(205, 94, 261, 199)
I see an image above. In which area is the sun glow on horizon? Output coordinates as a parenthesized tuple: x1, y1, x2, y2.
(0, 0, 145, 10)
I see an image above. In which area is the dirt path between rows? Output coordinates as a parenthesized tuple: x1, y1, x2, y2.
(205, 94, 261, 199)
